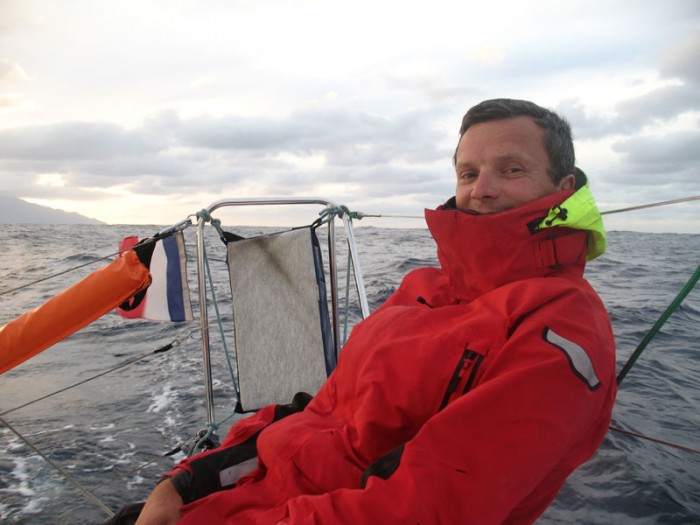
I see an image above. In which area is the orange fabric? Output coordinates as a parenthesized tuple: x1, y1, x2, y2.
(0, 250, 151, 374)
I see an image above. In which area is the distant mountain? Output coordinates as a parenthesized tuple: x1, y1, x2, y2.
(0, 195, 104, 224)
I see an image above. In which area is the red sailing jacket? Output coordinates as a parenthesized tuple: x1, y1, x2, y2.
(169, 190, 617, 524)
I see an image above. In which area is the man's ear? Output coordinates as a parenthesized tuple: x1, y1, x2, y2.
(557, 173, 576, 191)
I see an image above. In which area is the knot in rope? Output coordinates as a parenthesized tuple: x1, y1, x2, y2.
(196, 209, 227, 244)
(196, 208, 214, 222)
(317, 205, 361, 225)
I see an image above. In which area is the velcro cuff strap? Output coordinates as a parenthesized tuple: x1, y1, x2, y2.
(185, 433, 260, 503)
(170, 392, 313, 505)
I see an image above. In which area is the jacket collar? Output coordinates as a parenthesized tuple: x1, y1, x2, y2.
(425, 190, 588, 302)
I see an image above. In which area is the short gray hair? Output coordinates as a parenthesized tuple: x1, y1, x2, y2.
(455, 98, 584, 188)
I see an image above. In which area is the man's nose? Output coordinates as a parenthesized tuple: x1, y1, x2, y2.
(471, 170, 499, 200)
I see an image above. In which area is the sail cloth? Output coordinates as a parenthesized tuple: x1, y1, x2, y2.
(227, 227, 334, 411)
(118, 232, 193, 322)
(0, 250, 151, 375)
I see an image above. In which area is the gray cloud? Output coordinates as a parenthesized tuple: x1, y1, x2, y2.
(660, 32, 700, 83)
(556, 100, 619, 141)
(610, 33, 700, 131)
(554, 24, 700, 141)
(0, 105, 454, 203)
(612, 129, 700, 181)
(0, 121, 165, 161)
(615, 84, 700, 130)
(0, 58, 28, 81)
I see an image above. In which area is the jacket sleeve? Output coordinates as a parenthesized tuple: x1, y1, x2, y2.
(163, 392, 313, 502)
(163, 404, 277, 480)
(278, 308, 616, 524)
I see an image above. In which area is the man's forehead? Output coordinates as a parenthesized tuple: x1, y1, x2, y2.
(455, 154, 532, 167)
(457, 118, 545, 151)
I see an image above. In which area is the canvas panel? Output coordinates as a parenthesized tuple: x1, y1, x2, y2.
(227, 228, 328, 411)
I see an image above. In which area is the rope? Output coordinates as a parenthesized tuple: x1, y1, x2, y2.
(0, 327, 195, 417)
(348, 194, 700, 222)
(0, 219, 193, 298)
(314, 205, 357, 347)
(0, 249, 123, 297)
(197, 209, 228, 244)
(202, 240, 239, 400)
(600, 195, 700, 215)
(194, 210, 242, 447)
(355, 212, 424, 219)
(0, 414, 115, 518)
(342, 249, 352, 345)
(609, 425, 700, 456)
(196, 207, 240, 397)
(315, 205, 363, 226)
(617, 264, 700, 385)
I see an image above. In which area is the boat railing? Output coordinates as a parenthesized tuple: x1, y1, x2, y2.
(194, 197, 370, 427)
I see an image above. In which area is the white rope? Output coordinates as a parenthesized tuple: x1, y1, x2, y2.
(354, 195, 700, 221)
(600, 195, 700, 215)
(356, 212, 424, 219)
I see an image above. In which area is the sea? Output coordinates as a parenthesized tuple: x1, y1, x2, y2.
(0, 222, 698, 524)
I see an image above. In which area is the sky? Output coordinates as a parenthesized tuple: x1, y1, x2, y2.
(0, 0, 699, 232)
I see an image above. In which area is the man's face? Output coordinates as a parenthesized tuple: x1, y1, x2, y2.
(454, 116, 574, 214)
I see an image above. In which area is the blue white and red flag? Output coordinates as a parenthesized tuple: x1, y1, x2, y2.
(117, 232, 193, 322)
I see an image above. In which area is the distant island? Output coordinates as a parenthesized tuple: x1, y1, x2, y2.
(0, 195, 104, 225)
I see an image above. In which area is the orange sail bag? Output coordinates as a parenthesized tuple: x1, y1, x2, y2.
(0, 250, 151, 374)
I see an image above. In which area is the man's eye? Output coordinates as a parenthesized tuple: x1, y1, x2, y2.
(504, 167, 524, 175)
(460, 172, 477, 180)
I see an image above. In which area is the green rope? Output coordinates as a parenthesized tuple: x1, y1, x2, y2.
(197, 209, 228, 244)
(342, 248, 352, 345)
(196, 208, 239, 400)
(186, 240, 243, 455)
(617, 264, 700, 385)
(315, 204, 358, 346)
(191, 403, 241, 453)
(202, 241, 239, 400)
(316, 205, 361, 225)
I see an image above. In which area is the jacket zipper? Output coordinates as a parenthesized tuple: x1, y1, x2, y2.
(439, 347, 484, 410)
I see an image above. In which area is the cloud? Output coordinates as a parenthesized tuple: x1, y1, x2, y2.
(0, 105, 455, 206)
(660, 32, 700, 83)
(171, 106, 450, 168)
(611, 33, 700, 130)
(611, 130, 700, 183)
(556, 28, 700, 143)
(0, 121, 165, 161)
(614, 84, 700, 131)
(1, 1, 698, 230)
(0, 58, 28, 81)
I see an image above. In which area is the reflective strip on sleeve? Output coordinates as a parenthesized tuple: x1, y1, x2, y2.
(544, 328, 601, 390)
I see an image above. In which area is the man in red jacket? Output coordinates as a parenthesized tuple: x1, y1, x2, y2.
(133, 98, 616, 524)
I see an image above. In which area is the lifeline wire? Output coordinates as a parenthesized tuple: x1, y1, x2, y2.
(351, 194, 700, 221)
(0, 220, 193, 298)
(600, 195, 700, 215)
(4, 198, 698, 508)
(0, 327, 196, 417)
(609, 425, 700, 456)
(0, 218, 193, 367)
(0, 248, 123, 297)
(0, 327, 196, 518)
(0, 414, 115, 518)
